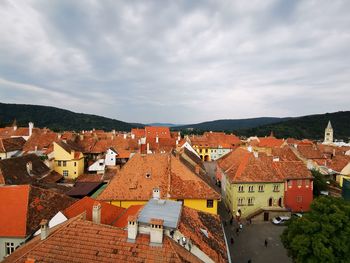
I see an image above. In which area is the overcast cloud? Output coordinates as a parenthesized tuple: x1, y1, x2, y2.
(0, 0, 349, 123)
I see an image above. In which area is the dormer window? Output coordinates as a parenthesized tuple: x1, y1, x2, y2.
(146, 173, 151, 178)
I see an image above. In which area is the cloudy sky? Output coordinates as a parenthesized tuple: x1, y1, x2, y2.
(0, 0, 349, 124)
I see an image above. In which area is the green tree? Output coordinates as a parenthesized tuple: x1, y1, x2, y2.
(311, 169, 328, 197)
(281, 196, 350, 263)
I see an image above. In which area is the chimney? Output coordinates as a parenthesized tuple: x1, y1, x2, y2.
(273, 156, 280, 162)
(247, 146, 253, 152)
(127, 215, 138, 241)
(40, 219, 49, 240)
(253, 151, 259, 158)
(149, 218, 164, 245)
(152, 187, 160, 200)
(29, 122, 34, 137)
(138, 139, 141, 145)
(131, 134, 135, 139)
(92, 202, 101, 224)
(333, 149, 336, 157)
(57, 133, 62, 139)
(26, 161, 33, 175)
(112, 129, 116, 135)
(123, 134, 127, 139)
(34, 145, 38, 152)
(156, 136, 159, 143)
(147, 143, 150, 153)
(195, 165, 200, 174)
(79, 134, 84, 140)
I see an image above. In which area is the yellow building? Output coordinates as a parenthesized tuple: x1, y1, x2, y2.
(217, 147, 288, 220)
(53, 141, 84, 179)
(97, 153, 220, 214)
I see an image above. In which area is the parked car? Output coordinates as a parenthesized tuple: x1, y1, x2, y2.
(272, 216, 290, 225)
(292, 213, 303, 218)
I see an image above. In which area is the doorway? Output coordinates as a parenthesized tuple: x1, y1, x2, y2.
(264, 212, 269, 221)
(268, 198, 273, 206)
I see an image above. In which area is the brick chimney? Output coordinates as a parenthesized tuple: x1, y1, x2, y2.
(156, 135, 159, 143)
(131, 134, 135, 139)
(40, 219, 49, 240)
(92, 202, 101, 224)
(127, 215, 138, 241)
(149, 218, 164, 244)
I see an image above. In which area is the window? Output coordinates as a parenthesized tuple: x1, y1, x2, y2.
(58, 161, 62, 166)
(63, 161, 67, 167)
(205, 149, 208, 153)
(305, 179, 310, 187)
(248, 197, 254, 206)
(5, 242, 15, 256)
(74, 162, 77, 167)
(248, 186, 254, 192)
(258, 185, 264, 192)
(63, 170, 68, 177)
(207, 200, 214, 208)
(297, 180, 302, 187)
(238, 198, 244, 206)
(273, 185, 280, 192)
(238, 185, 244, 192)
(287, 180, 292, 187)
(146, 173, 151, 178)
(296, 196, 303, 203)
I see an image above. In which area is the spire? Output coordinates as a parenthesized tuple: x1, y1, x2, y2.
(326, 120, 332, 130)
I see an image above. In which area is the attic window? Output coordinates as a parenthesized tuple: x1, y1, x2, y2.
(146, 173, 151, 178)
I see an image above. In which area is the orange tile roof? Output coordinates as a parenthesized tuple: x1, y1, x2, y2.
(273, 161, 313, 179)
(63, 197, 125, 225)
(271, 146, 300, 161)
(0, 185, 75, 238)
(257, 136, 284, 148)
(191, 132, 240, 148)
(23, 132, 58, 152)
(145, 126, 171, 139)
(297, 145, 325, 159)
(131, 128, 146, 138)
(112, 205, 144, 228)
(0, 137, 26, 153)
(217, 148, 282, 183)
(179, 207, 228, 263)
(97, 153, 220, 201)
(4, 217, 202, 263)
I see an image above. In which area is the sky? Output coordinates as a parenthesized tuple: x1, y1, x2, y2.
(0, 0, 349, 124)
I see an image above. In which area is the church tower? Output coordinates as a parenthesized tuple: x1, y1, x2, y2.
(324, 120, 333, 144)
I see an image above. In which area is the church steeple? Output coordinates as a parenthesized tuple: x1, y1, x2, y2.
(324, 120, 333, 144)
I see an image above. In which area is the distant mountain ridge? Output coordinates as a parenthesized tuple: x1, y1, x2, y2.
(236, 111, 350, 140)
(0, 103, 348, 140)
(0, 102, 136, 131)
(175, 117, 291, 131)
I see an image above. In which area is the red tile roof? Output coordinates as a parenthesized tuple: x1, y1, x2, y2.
(297, 145, 325, 159)
(131, 128, 146, 138)
(112, 205, 144, 228)
(257, 136, 284, 148)
(4, 216, 202, 263)
(0, 137, 26, 153)
(97, 153, 220, 201)
(145, 126, 171, 139)
(23, 132, 58, 152)
(179, 207, 228, 263)
(0, 185, 75, 238)
(63, 197, 125, 225)
(191, 132, 240, 148)
(218, 148, 280, 183)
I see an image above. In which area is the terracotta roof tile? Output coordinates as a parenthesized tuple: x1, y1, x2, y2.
(112, 205, 144, 228)
(63, 197, 125, 225)
(5, 217, 202, 263)
(0, 185, 75, 238)
(0, 137, 26, 152)
(97, 153, 220, 201)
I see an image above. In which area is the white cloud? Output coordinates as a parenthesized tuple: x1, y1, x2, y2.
(0, 0, 349, 123)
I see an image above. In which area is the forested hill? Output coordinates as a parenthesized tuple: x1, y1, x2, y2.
(0, 103, 136, 131)
(235, 111, 350, 140)
(175, 117, 290, 131)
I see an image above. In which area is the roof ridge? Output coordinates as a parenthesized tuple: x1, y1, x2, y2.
(13, 215, 83, 262)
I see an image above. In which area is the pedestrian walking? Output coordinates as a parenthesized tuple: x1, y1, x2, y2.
(264, 239, 268, 247)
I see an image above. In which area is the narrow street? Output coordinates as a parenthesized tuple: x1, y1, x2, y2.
(204, 161, 292, 263)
